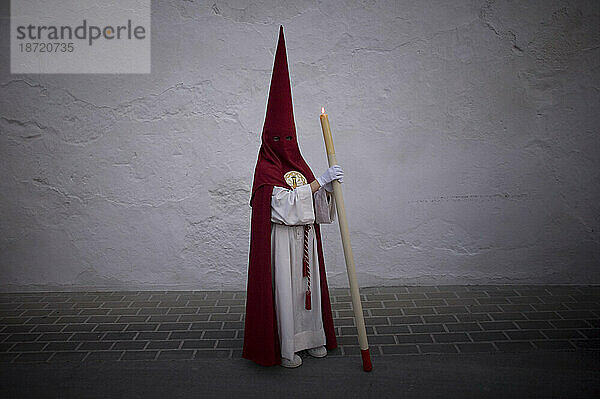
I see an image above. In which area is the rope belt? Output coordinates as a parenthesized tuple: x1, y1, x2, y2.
(302, 224, 312, 310)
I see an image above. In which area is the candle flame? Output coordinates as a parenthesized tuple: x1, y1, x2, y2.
(321, 107, 325, 114)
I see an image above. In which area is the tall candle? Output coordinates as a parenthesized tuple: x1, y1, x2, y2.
(319, 106, 372, 372)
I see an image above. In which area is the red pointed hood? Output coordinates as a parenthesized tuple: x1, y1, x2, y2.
(250, 25, 315, 206)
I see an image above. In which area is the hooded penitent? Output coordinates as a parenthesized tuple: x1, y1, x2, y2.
(242, 25, 337, 367)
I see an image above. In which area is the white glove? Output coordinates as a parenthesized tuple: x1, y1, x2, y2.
(317, 165, 344, 191)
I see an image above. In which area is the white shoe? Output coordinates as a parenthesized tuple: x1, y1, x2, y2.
(307, 345, 327, 358)
(280, 354, 302, 368)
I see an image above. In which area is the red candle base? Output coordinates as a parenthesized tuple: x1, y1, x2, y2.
(361, 348, 373, 372)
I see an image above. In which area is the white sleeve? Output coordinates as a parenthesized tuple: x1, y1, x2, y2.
(271, 184, 315, 225)
(314, 186, 336, 224)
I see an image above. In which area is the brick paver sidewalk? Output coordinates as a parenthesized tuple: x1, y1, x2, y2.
(1, 285, 598, 363)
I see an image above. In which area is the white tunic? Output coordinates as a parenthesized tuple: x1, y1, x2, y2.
(270, 184, 336, 361)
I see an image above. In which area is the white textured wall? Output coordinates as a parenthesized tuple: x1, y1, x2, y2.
(1, 0, 599, 291)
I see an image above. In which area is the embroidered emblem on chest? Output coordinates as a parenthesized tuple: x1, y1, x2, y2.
(284, 171, 307, 189)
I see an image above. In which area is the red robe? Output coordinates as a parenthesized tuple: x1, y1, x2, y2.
(242, 25, 337, 366)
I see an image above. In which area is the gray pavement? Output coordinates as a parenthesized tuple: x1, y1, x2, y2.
(1, 285, 599, 397)
(1, 351, 598, 398)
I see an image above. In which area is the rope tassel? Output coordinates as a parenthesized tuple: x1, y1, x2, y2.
(303, 225, 312, 310)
